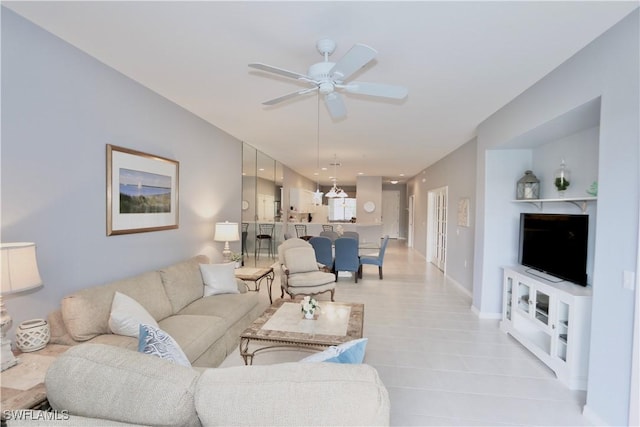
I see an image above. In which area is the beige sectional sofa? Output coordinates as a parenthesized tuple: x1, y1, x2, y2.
(7, 344, 390, 426)
(47, 255, 263, 367)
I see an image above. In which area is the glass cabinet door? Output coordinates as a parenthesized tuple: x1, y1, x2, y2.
(517, 282, 531, 314)
(554, 301, 569, 362)
(505, 276, 513, 321)
(534, 289, 550, 326)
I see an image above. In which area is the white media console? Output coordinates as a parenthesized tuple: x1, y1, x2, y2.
(500, 266, 592, 390)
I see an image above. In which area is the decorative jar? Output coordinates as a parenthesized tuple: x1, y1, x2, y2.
(15, 319, 50, 352)
(554, 160, 571, 196)
(516, 170, 540, 200)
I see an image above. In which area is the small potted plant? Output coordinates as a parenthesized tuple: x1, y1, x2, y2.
(230, 252, 243, 269)
(301, 296, 320, 319)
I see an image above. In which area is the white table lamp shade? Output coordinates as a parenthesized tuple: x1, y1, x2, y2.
(1, 242, 43, 295)
(214, 222, 239, 242)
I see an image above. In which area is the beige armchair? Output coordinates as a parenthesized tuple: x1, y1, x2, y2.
(278, 238, 336, 301)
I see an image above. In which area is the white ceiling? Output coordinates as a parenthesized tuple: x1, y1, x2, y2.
(4, 1, 638, 185)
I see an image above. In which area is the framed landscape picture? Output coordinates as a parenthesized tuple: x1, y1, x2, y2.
(107, 144, 179, 235)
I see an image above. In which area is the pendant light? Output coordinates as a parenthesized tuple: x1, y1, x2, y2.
(326, 154, 348, 199)
(312, 95, 323, 205)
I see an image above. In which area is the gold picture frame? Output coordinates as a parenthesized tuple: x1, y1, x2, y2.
(457, 197, 470, 227)
(107, 144, 179, 235)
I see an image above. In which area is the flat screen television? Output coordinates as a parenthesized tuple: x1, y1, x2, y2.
(518, 213, 589, 286)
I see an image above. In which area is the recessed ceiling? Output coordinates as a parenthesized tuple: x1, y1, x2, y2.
(4, 1, 637, 185)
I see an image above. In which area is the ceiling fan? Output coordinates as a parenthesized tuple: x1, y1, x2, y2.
(249, 39, 408, 119)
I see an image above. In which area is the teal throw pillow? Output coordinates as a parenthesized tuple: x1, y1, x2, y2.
(300, 338, 368, 364)
(138, 324, 191, 367)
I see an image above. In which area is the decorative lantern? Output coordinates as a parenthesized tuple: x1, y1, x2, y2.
(516, 170, 540, 200)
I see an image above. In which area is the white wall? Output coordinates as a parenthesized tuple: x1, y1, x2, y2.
(474, 10, 639, 425)
(1, 9, 242, 337)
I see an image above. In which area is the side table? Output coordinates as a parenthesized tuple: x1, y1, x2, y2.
(235, 267, 275, 303)
(1, 344, 69, 420)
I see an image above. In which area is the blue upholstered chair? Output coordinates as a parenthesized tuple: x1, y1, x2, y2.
(309, 236, 334, 272)
(334, 237, 360, 283)
(359, 235, 389, 280)
(320, 230, 339, 242)
(342, 231, 359, 244)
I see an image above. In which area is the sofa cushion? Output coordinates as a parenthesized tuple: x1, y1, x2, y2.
(178, 292, 260, 326)
(284, 246, 319, 274)
(200, 263, 240, 296)
(45, 344, 201, 427)
(108, 292, 159, 338)
(138, 324, 191, 367)
(61, 271, 172, 342)
(195, 362, 390, 426)
(158, 314, 227, 364)
(160, 256, 208, 314)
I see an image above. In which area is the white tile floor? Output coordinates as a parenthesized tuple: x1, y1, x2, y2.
(224, 240, 591, 426)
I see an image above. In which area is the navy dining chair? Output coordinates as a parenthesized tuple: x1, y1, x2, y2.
(334, 237, 360, 283)
(309, 236, 334, 272)
(359, 235, 390, 279)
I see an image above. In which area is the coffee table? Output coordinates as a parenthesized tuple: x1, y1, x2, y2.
(239, 299, 364, 365)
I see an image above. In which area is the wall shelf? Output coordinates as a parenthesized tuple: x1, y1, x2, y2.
(512, 196, 597, 213)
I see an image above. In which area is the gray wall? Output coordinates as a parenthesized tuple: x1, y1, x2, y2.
(1, 9, 242, 335)
(407, 137, 477, 295)
(473, 10, 638, 425)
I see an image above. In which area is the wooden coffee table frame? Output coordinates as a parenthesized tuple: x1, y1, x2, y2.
(239, 299, 364, 365)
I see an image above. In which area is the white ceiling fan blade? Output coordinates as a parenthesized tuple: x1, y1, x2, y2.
(324, 92, 347, 119)
(249, 63, 312, 81)
(343, 82, 408, 99)
(263, 87, 318, 105)
(329, 44, 377, 82)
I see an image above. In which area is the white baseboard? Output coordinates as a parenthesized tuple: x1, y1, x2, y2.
(444, 275, 472, 299)
(470, 305, 502, 319)
(582, 404, 609, 426)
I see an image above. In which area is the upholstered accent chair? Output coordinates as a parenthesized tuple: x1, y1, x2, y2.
(359, 235, 390, 280)
(334, 237, 360, 283)
(278, 238, 336, 301)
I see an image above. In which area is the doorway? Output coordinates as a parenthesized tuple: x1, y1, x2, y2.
(408, 195, 415, 248)
(427, 186, 447, 272)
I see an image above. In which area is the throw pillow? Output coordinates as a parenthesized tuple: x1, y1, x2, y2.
(199, 263, 239, 296)
(138, 324, 191, 367)
(300, 338, 368, 364)
(108, 291, 158, 338)
(284, 246, 319, 274)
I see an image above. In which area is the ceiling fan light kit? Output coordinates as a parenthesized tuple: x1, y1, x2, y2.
(249, 39, 408, 119)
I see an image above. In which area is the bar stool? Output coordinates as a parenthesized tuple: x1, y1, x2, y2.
(322, 225, 334, 232)
(241, 222, 249, 256)
(255, 223, 275, 259)
(294, 224, 312, 241)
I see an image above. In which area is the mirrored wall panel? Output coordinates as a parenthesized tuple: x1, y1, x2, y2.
(242, 142, 283, 267)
